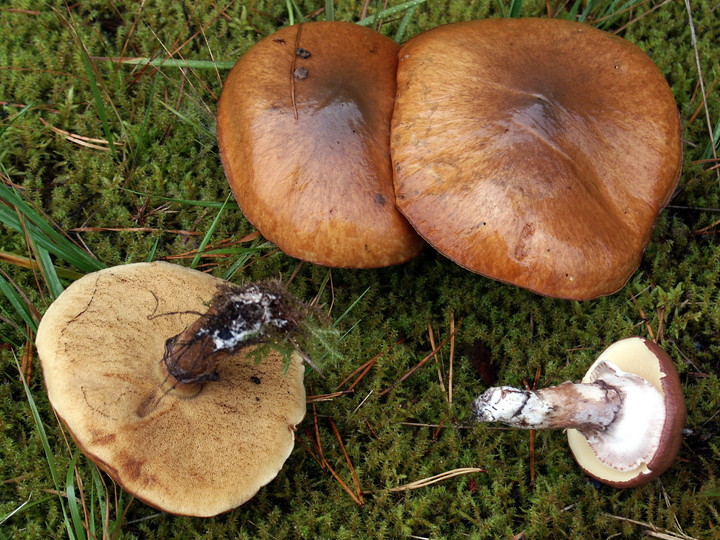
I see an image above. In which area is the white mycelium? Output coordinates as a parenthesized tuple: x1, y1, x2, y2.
(201, 286, 290, 351)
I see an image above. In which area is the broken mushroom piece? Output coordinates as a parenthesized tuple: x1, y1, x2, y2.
(217, 21, 424, 268)
(392, 18, 682, 299)
(35, 262, 307, 516)
(472, 337, 686, 488)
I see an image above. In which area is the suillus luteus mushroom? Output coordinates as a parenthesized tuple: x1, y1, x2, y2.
(391, 18, 682, 299)
(35, 262, 308, 516)
(217, 21, 424, 269)
(472, 337, 686, 487)
(217, 18, 680, 299)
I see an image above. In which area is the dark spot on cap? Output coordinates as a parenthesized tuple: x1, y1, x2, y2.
(251, 376, 261, 384)
(273, 38, 286, 44)
(374, 193, 387, 206)
(295, 48, 311, 59)
(294, 67, 308, 80)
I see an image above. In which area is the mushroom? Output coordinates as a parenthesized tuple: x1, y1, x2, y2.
(35, 262, 307, 516)
(391, 18, 683, 299)
(217, 21, 424, 268)
(472, 337, 686, 487)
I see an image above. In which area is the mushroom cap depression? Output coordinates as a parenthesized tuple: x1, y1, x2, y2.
(391, 18, 682, 299)
(35, 262, 306, 517)
(567, 337, 686, 488)
(218, 21, 424, 268)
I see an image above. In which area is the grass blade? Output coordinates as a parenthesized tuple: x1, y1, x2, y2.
(34, 245, 64, 299)
(394, 5, 417, 42)
(146, 237, 161, 262)
(190, 197, 231, 269)
(701, 117, 720, 161)
(66, 450, 87, 540)
(17, 357, 77, 540)
(509, 0, 524, 18)
(286, 0, 304, 25)
(0, 183, 104, 273)
(221, 240, 274, 280)
(0, 272, 38, 333)
(119, 187, 239, 209)
(356, 0, 428, 27)
(94, 57, 236, 70)
(0, 103, 33, 139)
(332, 286, 371, 328)
(78, 50, 118, 162)
(157, 100, 213, 140)
(0, 495, 56, 526)
(0, 251, 84, 281)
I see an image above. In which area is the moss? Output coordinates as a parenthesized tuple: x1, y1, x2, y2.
(1, 0, 719, 538)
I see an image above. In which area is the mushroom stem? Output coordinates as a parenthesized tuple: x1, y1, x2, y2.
(472, 380, 622, 431)
(472, 360, 664, 439)
(162, 281, 303, 385)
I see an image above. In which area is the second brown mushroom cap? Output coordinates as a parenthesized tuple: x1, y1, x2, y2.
(391, 18, 682, 299)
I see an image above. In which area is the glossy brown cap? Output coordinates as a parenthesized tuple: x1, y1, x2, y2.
(567, 337, 686, 488)
(35, 262, 306, 517)
(217, 21, 424, 268)
(392, 18, 682, 299)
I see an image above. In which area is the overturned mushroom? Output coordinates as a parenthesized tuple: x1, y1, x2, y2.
(472, 337, 686, 487)
(392, 18, 682, 299)
(35, 262, 307, 516)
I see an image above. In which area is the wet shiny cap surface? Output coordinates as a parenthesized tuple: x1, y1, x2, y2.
(218, 21, 423, 268)
(391, 18, 682, 299)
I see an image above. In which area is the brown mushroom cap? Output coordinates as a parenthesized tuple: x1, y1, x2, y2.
(217, 21, 424, 268)
(391, 18, 682, 299)
(35, 262, 306, 517)
(567, 337, 686, 487)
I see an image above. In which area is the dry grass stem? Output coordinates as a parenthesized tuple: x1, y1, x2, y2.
(352, 390, 373, 413)
(603, 514, 698, 540)
(306, 390, 353, 403)
(335, 339, 403, 392)
(21, 333, 33, 381)
(311, 398, 325, 466)
(329, 418, 364, 505)
(379, 322, 461, 397)
(322, 459, 363, 506)
(684, 0, 719, 180)
(629, 294, 657, 340)
(613, 0, 674, 34)
(69, 227, 200, 236)
(448, 312, 455, 404)
(298, 430, 324, 468)
(689, 79, 718, 124)
(693, 217, 720, 234)
(39, 118, 124, 151)
(382, 468, 486, 493)
(427, 321, 446, 396)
